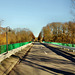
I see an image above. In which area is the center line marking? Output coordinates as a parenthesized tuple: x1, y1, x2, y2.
(44, 51, 47, 54)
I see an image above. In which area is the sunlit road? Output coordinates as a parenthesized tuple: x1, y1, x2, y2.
(9, 42, 75, 75)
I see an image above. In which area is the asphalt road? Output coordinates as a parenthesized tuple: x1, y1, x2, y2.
(8, 42, 75, 75)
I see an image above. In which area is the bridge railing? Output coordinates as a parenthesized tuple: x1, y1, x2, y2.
(43, 41, 75, 48)
(0, 41, 32, 54)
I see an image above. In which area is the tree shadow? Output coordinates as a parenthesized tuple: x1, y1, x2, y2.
(26, 54, 75, 65)
(10, 43, 75, 75)
(42, 43, 75, 63)
(9, 54, 75, 75)
(20, 59, 75, 75)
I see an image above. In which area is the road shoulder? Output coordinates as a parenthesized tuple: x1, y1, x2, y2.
(0, 44, 32, 75)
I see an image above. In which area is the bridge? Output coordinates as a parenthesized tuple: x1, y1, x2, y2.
(0, 0, 75, 74)
(0, 21, 75, 75)
(0, 42, 75, 75)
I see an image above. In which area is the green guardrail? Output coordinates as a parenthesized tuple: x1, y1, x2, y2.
(0, 41, 32, 54)
(43, 41, 75, 48)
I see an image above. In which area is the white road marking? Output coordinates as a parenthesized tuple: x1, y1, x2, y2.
(44, 51, 47, 54)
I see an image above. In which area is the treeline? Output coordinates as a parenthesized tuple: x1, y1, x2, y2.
(0, 27, 35, 45)
(38, 22, 75, 44)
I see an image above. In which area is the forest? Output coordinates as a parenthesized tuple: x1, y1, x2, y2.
(0, 27, 35, 45)
(38, 21, 75, 44)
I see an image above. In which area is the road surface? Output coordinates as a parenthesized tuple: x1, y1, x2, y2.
(8, 42, 75, 75)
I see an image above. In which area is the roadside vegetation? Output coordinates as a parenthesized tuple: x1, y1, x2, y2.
(38, 22, 75, 44)
(0, 27, 35, 45)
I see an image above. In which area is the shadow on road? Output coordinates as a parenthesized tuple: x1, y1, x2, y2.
(21, 59, 75, 75)
(42, 43, 75, 63)
(9, 43, 75, 75)
(26, 54, 75, 65)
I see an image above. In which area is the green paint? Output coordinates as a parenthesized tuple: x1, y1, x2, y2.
(0, 41, 32, 54)
(43, 41, 75, 48)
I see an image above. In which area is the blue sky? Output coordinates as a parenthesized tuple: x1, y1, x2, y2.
(0, 0, 72, 37)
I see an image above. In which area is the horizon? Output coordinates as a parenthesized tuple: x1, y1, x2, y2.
(0, 0, 72, 37)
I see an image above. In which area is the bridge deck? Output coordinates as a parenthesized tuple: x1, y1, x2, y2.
(9, 42, 75, 75)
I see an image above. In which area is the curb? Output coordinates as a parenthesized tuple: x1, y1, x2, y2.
(0, 43, 33, 75)
(0, 43, 32, 63)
